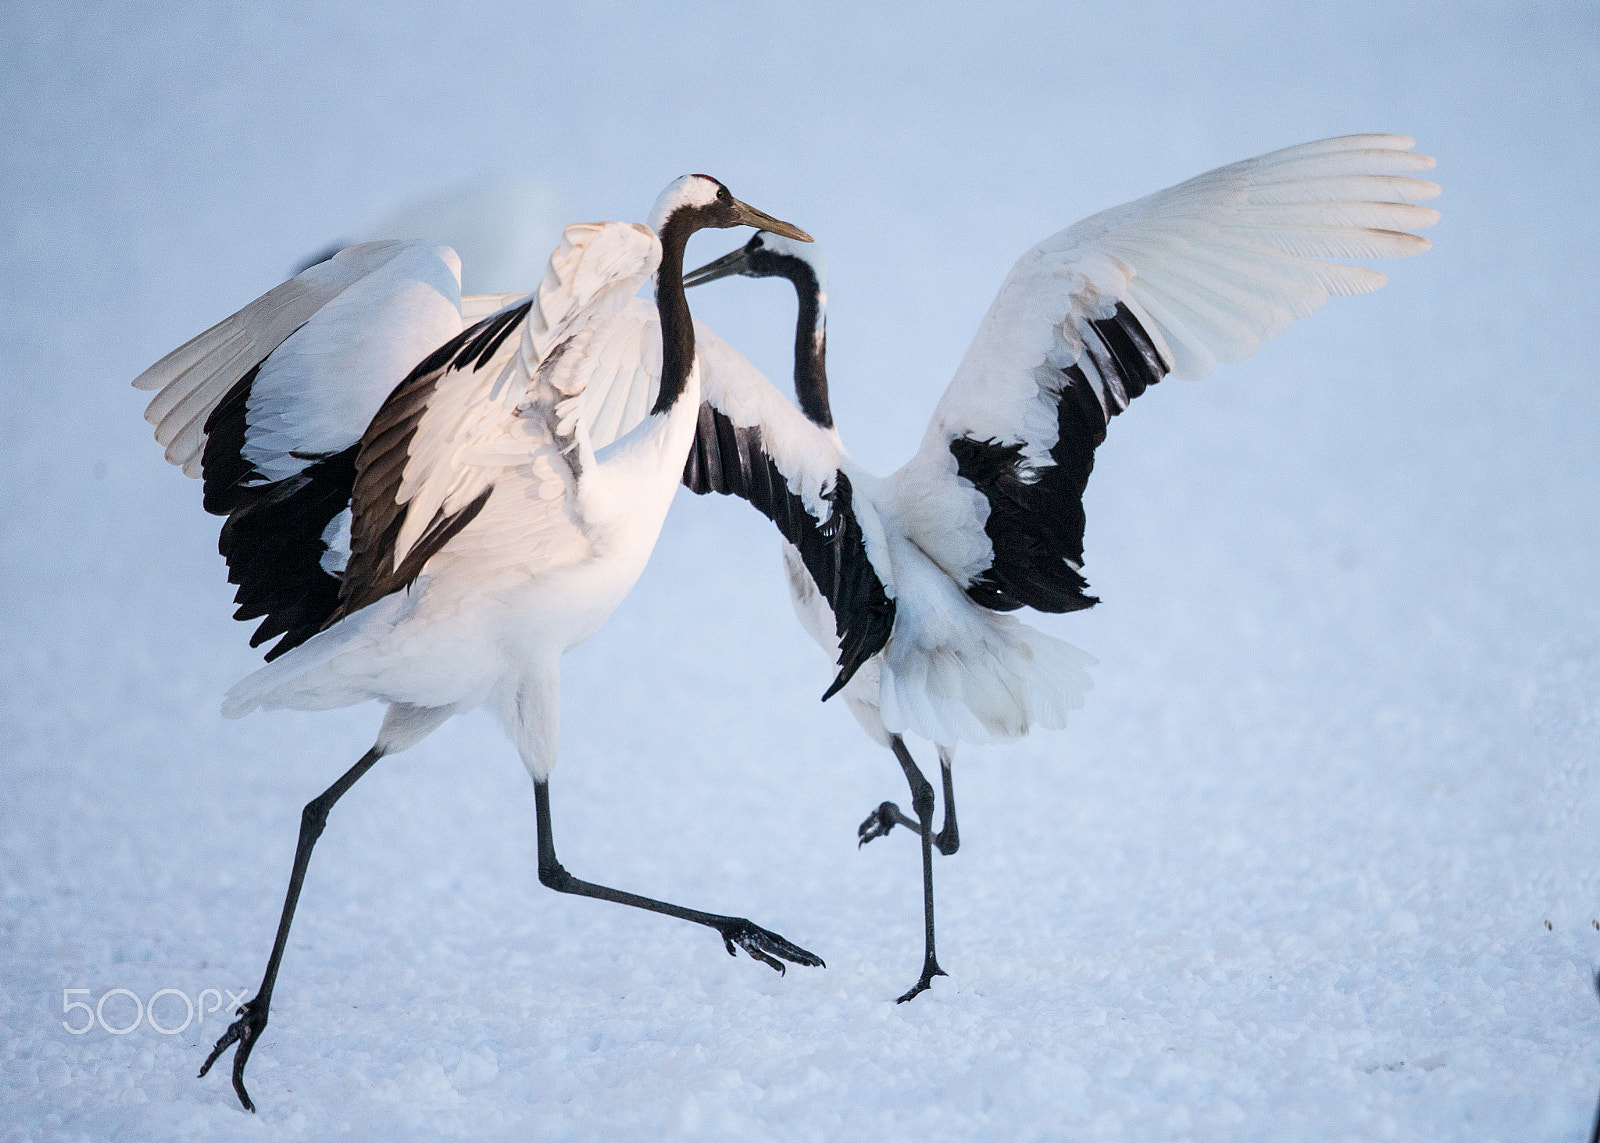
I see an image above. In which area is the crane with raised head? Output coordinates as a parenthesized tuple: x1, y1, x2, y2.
(134, 174, 814, 1111)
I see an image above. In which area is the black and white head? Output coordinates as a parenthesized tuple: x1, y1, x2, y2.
(684, 229, 835, 430)
(683, 231, 828, 296)
(647, 175, 812, 244)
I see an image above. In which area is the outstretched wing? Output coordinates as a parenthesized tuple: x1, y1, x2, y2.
(888, 134, 1440, 612)
(331, 222, 662, 622)
(133, 241, 468, 657)
(683, 326, 896, 697)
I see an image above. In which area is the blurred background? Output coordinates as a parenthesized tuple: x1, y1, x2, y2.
(2, 2, 1597, 1140)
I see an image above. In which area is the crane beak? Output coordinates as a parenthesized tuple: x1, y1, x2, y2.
(684, 246, 752, 288)
(730, 199, 812, 243)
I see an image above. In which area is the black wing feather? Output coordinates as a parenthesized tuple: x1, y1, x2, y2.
(196, 301, 532, 657)
(683, 403, 894, 698)
(954, 302, 1171, 613)
(199, 358, 357, 660)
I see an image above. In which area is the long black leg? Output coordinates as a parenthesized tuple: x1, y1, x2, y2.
(932, 750, 959, 856)
(890, 737, 945, 1002)
(200, 745, 386, 1112)
(532, 778, 823, 973)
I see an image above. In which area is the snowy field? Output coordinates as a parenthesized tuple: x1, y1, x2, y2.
(3, 2, 1598, 1139)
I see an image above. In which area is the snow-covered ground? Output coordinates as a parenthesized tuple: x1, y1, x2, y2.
(3, 2, 1598, 1139)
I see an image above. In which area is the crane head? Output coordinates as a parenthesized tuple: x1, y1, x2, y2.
(684, 230, 828, 292)
(648, 175, 812, 243)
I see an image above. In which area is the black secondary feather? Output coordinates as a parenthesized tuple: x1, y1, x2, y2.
(201, 359, 356, 660)
(197, 301, 538, 658)
(683, 402, 895, 697)
(954, 303, 1169, 613)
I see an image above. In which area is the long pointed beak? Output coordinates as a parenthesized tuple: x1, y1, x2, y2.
(730, 198, 812, 243)
(684, 246, 752, 288)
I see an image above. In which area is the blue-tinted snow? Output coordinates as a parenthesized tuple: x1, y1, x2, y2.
(2, 2, 1597, 1140)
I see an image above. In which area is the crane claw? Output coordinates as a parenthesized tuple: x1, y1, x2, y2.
(198, 995, 269, 1112)
(717, 918, 824, 972)
(857, 801, 917, 846)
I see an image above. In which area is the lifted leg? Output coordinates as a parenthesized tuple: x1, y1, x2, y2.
(857, 739, 959, 857)
(200, 745, 386, 1112)
(533, 778, 823, 973)
(889, 738, 946, 1003)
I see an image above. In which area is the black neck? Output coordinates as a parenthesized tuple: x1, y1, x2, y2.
(652, 211, 698, 416)
(787, 262, 832, 430)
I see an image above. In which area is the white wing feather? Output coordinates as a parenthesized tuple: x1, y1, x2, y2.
(570, 298, 662, 451)
(134, 241, 465, 478)
(556, 302, 867, 535)
(386, 222, 661, 569)
(891, 133, 1440, 586)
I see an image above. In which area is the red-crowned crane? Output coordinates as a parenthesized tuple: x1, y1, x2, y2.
(679, 135, 1441, 1001)
(134, 175, 813, 1111)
